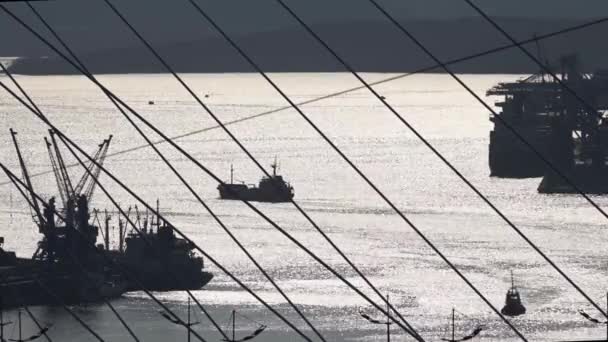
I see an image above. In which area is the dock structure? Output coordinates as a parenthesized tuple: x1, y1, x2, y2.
(488, 55, 608, 193)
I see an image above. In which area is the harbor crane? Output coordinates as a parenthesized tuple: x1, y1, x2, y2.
(45, 130, 113, 211)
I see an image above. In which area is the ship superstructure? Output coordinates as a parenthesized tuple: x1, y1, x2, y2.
(488, 55, 608, 193)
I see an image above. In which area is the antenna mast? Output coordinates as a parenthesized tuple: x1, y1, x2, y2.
(18, 308, 22, 342)
(232, 310, 236, 342)
(511, 270, 515, 289)
(452, 308, 455, 342)
(271, 157, 277, 177)
(386, 294, 391, 342)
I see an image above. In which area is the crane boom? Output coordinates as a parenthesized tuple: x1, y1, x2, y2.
(83, 135, 113, 203)
(48, 130, 75, 200)
(9, 129, 45, 229)
(73, 140, 106, 196)
(44, 137, 68, 208)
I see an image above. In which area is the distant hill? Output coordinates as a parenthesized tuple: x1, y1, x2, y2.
(8, 17, 608, 74)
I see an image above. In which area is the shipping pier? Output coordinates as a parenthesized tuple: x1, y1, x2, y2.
(488, 55, 608, 193)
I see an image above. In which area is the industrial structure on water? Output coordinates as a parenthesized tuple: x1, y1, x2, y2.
(0, 129, 212, 309)
(488, 55, 608, 193)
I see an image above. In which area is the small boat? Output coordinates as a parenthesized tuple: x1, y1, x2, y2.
(217, 159, 294, 203)
(501, 271, 526, 317)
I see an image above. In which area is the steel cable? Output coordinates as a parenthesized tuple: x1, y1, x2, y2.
(0, 4, 422, 338)
(358, 0, 607, 318)
(0, 16, 606, 187)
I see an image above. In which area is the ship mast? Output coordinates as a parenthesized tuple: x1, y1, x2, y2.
(271, 157, 277, 177)
(452, 308, 455, 342)
(386, 294, 391, 342)
(359, 293, 393, 341)
(222, 309, 266, 342)
(18, 309, 22, 342)
(158, 297, 199, 341)
(118, 217, 124, 252)
(232, 310, 235, 342)
(156, 199, 160, 229)
(511, 270, 514, 289)
(10, 129, 45, 230)
(104, 209, 111, 250)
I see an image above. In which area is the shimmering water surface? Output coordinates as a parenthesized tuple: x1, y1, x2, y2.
(0, 73, 606, 341)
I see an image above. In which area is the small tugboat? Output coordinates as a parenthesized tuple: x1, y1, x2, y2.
(217, 159, 294, 203)
(501, 271, 526, 317)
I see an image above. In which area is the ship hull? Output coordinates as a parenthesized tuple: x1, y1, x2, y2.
(489, 127, 552, 178)
(121, 266, 213, 291)
(0, 266, 127, 309)
(501, 304, 526, 317)
(538, 165, 608, 194)
(107, 250, 214, 292)
(218, 184, 293, 203)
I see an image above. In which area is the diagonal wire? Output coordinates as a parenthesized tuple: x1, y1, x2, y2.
(32, 278, 105, 342)
(2, 164, 210, 341)
(270, 0, 530, 339)
(22, 306, 51, 342)
(359, 0, 607, 318)
(0, 59, 412, 340)
(0, 81, 310, 342)
(0, 4, 422, 338)
(460, 0, 608, 218)
(1, 168, 113, 342)
(182, 0, 425, 338)
(109, 100, 320, 341)
(63, 248, 141, 342)
(0, 59, 212, 342)
(21, 3, 230, 338)
(25, 3, 320, 340)
(463, 0, 604, 123)
(99, 0, 420, 338)
(274, 0, 608, 332)
(0, 15, 606, 188)
(2, 163, 211, 342)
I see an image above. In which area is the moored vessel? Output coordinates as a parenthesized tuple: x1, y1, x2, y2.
(108, 211, 213, 291)
(218, 160, 294, 203)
